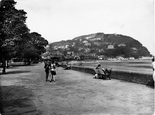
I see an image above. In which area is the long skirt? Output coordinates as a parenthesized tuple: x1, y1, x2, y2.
(51, 70, 56, 75)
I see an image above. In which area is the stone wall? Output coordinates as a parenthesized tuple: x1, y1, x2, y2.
(70, 66, 154, 86)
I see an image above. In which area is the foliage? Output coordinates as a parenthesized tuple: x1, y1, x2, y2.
(0, 0, 30, 61)
(0, 0, 49, 73)
(20, 32, 48, 62)
(29, 32, 48, 55)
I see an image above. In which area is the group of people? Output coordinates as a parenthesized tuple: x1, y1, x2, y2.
(95, 56, 155, 82)
(44, 60, 57, 82)
(43, 56, 155, 82)
(94, 64, 112, 80)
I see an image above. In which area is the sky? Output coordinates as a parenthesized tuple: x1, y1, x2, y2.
(15, 0, 154, 55)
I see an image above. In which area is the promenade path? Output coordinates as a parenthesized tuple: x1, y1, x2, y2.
(0, 63, 154, 115)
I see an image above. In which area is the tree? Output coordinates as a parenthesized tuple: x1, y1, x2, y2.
(0, 0, 49, 72)
(21, 42, 39, 65)
(29, 32, 48, 55)
(12, 32, 48, 65)
(13, 32, 48, 65)
(0, 0, 30, 73)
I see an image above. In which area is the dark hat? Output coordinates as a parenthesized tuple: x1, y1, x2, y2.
(98, 64, 101, 66)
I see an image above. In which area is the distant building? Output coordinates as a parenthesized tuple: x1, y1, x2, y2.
(118, 43, 126, 47)
(116, 56, 124, 60)
(129, 57, 135, 60)
(131, 47, 138, 53)
(85, 48, 90, 53)
(83, 40, 88, 43)
(140, 56, 152, 60)
(89, 38, 101, 41)
(94, 42, 100, 46)
(98, 55, 105, 60)
(131, 47, 137, 51)
(107, 44, 114, 49)
(99, 49, 104, 52)
(85, 34, 95, 39)
(72, 42, 75, 47)
(83, 41, 91, 46)
(78, 47, 84, 51)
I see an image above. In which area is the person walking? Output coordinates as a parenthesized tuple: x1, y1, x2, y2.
(50, 61, 57, 82)
(44, 60, 50, 81)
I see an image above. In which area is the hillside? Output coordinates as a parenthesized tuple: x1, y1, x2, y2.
(48, 33, 151, 60)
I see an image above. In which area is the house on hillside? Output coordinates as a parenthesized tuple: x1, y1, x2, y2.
(72, 42, 75, 47)
(85, 48, 90, 53)
(83, 40, 88, 43)
(99, 49, 104, 52)
(131, 47, 137, 51)
(94, 42, 100, 46)
(118, 43, 126, 47)
(85, 42, 91, 46)
(98, 55, 105, 60)
(89, 38, 101, 41)
(131, 47, 138, 53)
(85, 34, 95, 39)
(107, 44, 114, 49)
(82, 40, 91, 46)
(78, 47, 84, 51)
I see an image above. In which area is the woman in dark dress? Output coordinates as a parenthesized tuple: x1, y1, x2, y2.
(50, 62, 56, 82)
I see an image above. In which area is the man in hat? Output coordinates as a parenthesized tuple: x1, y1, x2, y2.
(44, 60, 51, 81)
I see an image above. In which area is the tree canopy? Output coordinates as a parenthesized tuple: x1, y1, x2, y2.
(0, 0, 48, 73)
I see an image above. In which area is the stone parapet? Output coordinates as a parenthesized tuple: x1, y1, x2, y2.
(70, 66, 154, 86)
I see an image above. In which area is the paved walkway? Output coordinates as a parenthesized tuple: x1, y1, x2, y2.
(0, 63, 154, 115)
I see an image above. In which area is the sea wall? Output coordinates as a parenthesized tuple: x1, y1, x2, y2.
(70, 66, 153, 86)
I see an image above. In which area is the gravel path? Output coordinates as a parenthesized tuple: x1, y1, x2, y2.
(0, 63, 154, 115)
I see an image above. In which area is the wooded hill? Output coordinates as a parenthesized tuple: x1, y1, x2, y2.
(48, 33, 151, 59)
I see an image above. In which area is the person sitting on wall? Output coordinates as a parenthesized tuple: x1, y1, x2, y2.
(94, 64, 112, 80)
(94, 64, 106, 79)
(65, 63, 71, 69)
(147, 56, 155, 87)
(104, 68, 112, 80)
(152, 56, 155, 81)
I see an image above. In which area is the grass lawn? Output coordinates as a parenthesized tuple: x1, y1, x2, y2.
(72, 59, 153, 74)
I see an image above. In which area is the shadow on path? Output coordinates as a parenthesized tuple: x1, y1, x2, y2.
(0, 70, 30, 75)
(0, 85, 38, 115)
